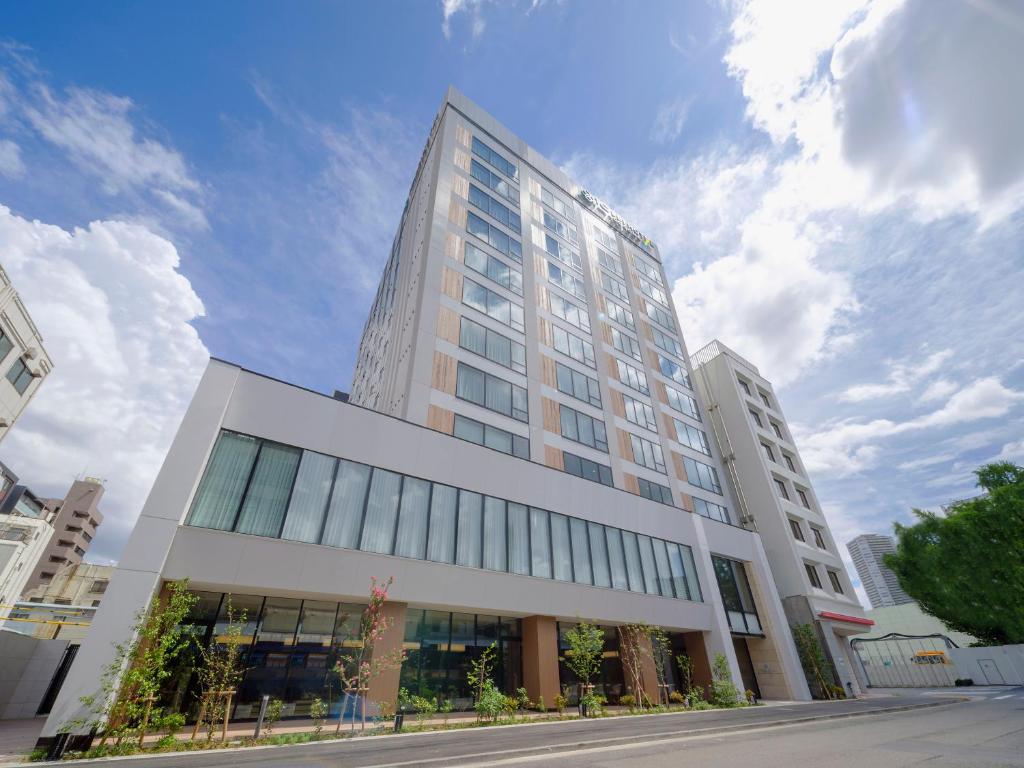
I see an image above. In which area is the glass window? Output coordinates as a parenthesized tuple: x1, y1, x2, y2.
(667, 543, 691, 601)
(784, 454, 797, 472)
(559, 404, 608, 452)
(797, 489, 811, 509)
(812, 527, 827, 549)
(530, 507, 552, 578)
(0, 331, 12, 361)
(775, 478, 790, 500)
(5, 358, 33, 395)
(464, 243, 523, 295)
(616, 359, 649, 395)
(467, 212, 522, 262)
(621, 531, 644, 593)
(633, 255, 663, 285)
(601, 272, 629, 302)
(187, 431, 260, 531)
(645, 302, 675, 332)
(468, 184, 521, 233)
(605, 298, 634, 330)
(235, 442, 302, 537)
(472, 136, 519, 181)
(637, 535, 660, 595)
(772, 422, 785, 440)
(471, 158, 518, 206)
(629, 433, 666, 473)
(828, 570, 844, 594)
(693, 496, 731, 525)
(588, 522, 611, 588)
(507, 503, 530, 576)
(394, 477, 430, 559)
(555, 362, 601, 408)
(453, 414, 528, 460)
(550, 512, 573, 581)
(789, 518, 805, 542)
(321, 459, 371, 548)
(483, 496, 507, 572)
(547, 261, 586, 300)
(541, 187, 575, 224)
(456, 362, 528, 422)
(653, 538, 675, 598)
(360, 469, 402, 554)
(624, 393, 658, 432)
(611, 327, 642, 361)
(550, 293, 591, 333)
(280, 451, 337, 544)
(605, 527, 628, 590)
(760, 392, 772, 409)
(749, 409, 764, 428)
(666, 386, 700, 420)
(805, 563, 822, 589)
(638, 275, 668, 305)
(570, 517, 592, 585)
(544, 234, 582, 271)
(658, 355, 692, 389)
(637, 477, 674, 506)
(675, 420, 712, 456)
(684, 457, 723, 494)
(562, 451, 613, 486)
(456, 491, 483, 568)
(552, 326, 596, 368)
(597, 248, 624, 278)
(427, 483, 457, 564)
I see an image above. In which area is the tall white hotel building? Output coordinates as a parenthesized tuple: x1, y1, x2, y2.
(41, 88, 871, 747)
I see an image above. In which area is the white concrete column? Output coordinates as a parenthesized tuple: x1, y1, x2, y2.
(40, 361, 239, 740)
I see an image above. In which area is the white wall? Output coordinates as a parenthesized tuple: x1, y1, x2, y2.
(950, 645, 1024, 685)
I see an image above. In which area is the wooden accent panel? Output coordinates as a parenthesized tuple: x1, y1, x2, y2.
(426, 405, 455, 434)
(441, 267, 463, 300)
(596, 294, 606, 313)
(672, 452, 689, 484)
(431, 351, 458, 395)
(610, 390, 626, 419)
(642, 321, 654, 341)
(534, 253, 547, 277)
(451, 174, 469, 200)
(523, 616, 560, 709)
(453, 147, 471, 172)
(617, 428, 633, 460)
(680, 492, 695, 514)
(448, 200, 467, 228)
(535, 284, 550, 312)
(544, 445, 564, 471)
(538, 318, 552, 347)
(663, 416, 678, 442)
(542, 396, 561, 433)
(623, 473, 640, 494)
(601, 324, 613, 346)
(655, 380, 669, 405)
(436, 307, 461, 345)
(540, 355, 557, 387)
(446, 233, 464, 262)
(455, 124, 471, 147)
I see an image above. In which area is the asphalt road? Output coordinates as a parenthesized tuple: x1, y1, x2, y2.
(47, 689, 1020, 768)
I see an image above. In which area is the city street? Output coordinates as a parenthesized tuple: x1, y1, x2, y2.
(34, 689, 1023, 767)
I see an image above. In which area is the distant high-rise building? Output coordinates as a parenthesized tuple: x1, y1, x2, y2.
(22, 478, 104, 595)
(846, 534, 913, 609)
(0, 264, 54, 442)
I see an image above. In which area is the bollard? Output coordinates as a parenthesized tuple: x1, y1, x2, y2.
(394, 707, 405, 732)
(253, 694, 270, 739)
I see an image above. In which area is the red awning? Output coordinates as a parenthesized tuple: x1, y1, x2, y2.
(818, 611, 874, 626)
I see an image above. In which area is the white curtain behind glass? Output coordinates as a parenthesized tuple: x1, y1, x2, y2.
(394, 477, 430, 559)
(427, 484, 457, 564)
(482, 497, 507, 572)
(321, 460, 371, 548)
(281, 452, 337, 543)
(456, 491, 482, 568)
(187, 432, 259, 530)
(360, 469, 402, 554)
(507, 503, 529, 575)
(236, 443, 301, 537)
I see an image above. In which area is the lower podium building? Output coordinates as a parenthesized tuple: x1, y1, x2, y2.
(39, 359, 809, 746)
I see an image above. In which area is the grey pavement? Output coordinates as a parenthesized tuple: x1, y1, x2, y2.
(17, 688, 1024, 767)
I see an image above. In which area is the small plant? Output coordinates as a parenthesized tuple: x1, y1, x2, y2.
(745, 689, 756, 704)
(502, 695, 518, 719)
(474, 680, 506, 722)
(437, 697, 454, 726)
(467, 643, 498, 721)
(263, 698, 283, 736)
(310, 697, 328, 735)
(668, 690, 685, 705)
(554, 692, 567, 714)
(411, 694, 437, 726)
(619, 693, 636, 711)
(709, 653, 742, 707)
(535, 695, 546, 712)
(515, 686, 531, 716)
(828, 684, 846, 699)
(580, 691, 604, 716)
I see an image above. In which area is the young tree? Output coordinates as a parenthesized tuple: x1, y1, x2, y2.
(466, 642, 497, 721)
(334, 577, 406, 733)
(192, 596, 247, 741)
(69, 580, 197, 746)
(791, 623, 836, 699)
(885, 462, 1024, 646)
(709, 652, 741, 707)
(618, 623, 653, 708)
(562, 622, 604, 715)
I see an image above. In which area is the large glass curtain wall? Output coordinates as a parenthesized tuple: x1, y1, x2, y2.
(400, 610, 523, 709)
(187, 430, 704, 603)
(711, 556, 763, 635)
(166, 591, 365, 720)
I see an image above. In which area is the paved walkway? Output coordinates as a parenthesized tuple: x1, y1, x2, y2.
(0, 719, 42, 764)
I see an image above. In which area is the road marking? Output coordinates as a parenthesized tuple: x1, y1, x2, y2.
(994, 694, 1013, 700)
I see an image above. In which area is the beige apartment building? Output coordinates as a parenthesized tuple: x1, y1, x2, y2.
(0, 264, 53, 442)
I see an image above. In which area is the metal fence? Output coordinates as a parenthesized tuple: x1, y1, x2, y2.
(852, 633, 960, 688)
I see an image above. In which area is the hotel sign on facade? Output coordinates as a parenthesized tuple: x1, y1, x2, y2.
(576, 189, 656, 257)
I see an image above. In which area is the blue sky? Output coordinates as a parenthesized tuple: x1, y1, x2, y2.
(1, 0, 1022, 600)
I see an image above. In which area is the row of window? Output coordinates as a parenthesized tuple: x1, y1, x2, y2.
(456, 362, 528, 422)
(773, 476, 812, 510)
(628, 433, 666, 474)
(737, 376, 774, 411)
(453, 413, 529, 460)
(637, 477, 674, 506)
(548, 261, 586, 301)
(638, 275, 668, 306)
(674, 418, 711, 456)
(601, 272, 630, 302)
(464, 242, 523, 296)
(616, 358, 649, 396)
(471, 159, 519, 207)
(805, 562, 844, 594)
(665, 385, 701, 421)
(788, 517, 828, 550)
(592, 224, 618, 253)
(645, 302, 675, 332)
(652, 327, 684, 358)
(658, 355, 692, 390)
(605, 298, 634, 331)
(597, 248, 624, 279)
(468, 212, 522, 263)
(459, 317, 526, 375)
(543, 210, 578, 247)
(632, 254, 664, 288)
(623, 392, 657, 432)
(541, 188, 576, 235)
(760, 441, 800, 474)
(188, 430, 702, 600)
(553, 325, 596, 368)
(694, 497, 731, 525)
(469, 184, 521, 233)
(748, 408, 788, 442)
(463, 277, 525, 332)
(611, 326, 642, 362)
(555, 361, 602, 408)
(544, 234, 583, 272)
(683, 456, 723, 495)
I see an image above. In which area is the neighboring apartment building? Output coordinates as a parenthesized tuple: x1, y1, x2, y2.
(0, 264, 53, 442)
(18, 562, 112, 641)
(691, 340, 872, 696)
(39, 88, 813, 751)
(846, 533, 913, 609)
(22, 479, 104, 594)
(0, 494, 54, 612)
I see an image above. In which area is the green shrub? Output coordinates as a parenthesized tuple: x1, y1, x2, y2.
(474, 680, 506, 722)
(310, 697, 328, 735)
(668, 691, 685, 705)
(554, 693, 567, 714)
(709, 653, 742, 707)
(619, 693, 636, 710)
(535, 695, 546, 712)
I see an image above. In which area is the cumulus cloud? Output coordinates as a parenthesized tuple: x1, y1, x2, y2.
(0, 206, 208, 561)
(796, 377, 1024, 476)
(839, 348, 953, 402)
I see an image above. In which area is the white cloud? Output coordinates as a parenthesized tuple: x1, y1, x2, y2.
(651, 97, 694, 144)
(796, 377, 1024, 476)
(0, 205, 208, 561)
(897, 453, 954, 471)
(839, 348, 953, 402)
(918, 378, 958, 403)
(998, 440, 1024, 462)
(442, 0, 490, 40)
(0, 138, 24, 178)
